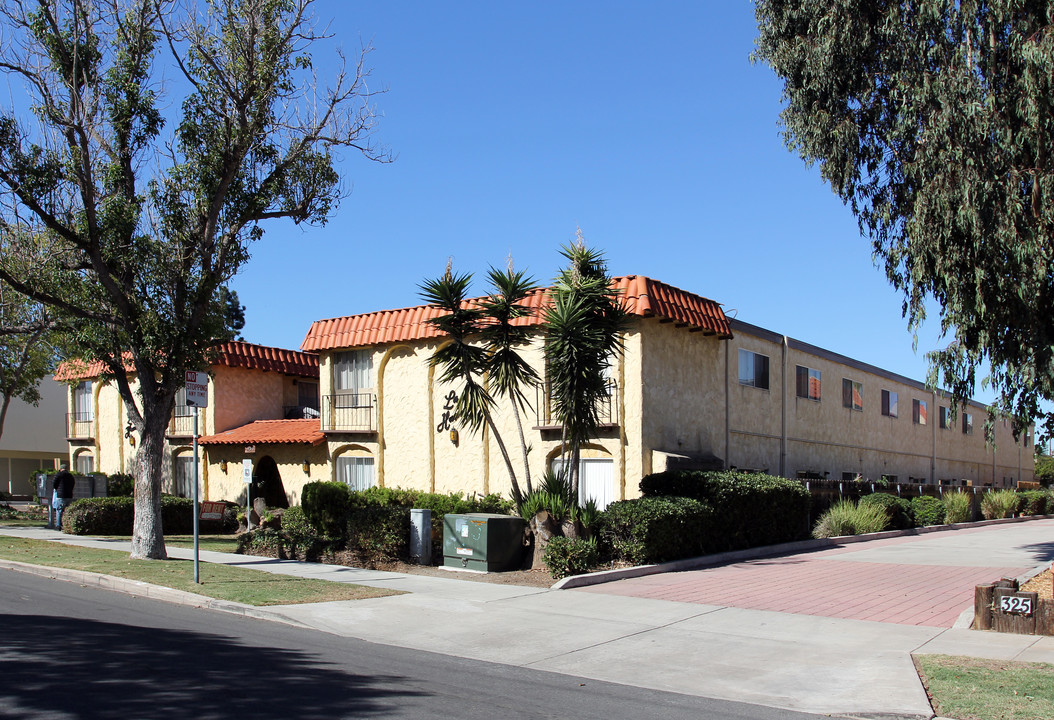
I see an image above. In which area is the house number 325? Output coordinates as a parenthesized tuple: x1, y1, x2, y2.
(999, 595, 1033, 615)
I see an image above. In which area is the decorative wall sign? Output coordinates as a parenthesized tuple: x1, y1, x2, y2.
(436, 390, 458, 433)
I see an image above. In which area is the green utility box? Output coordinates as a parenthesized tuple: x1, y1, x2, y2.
(443, 513, 526, 572)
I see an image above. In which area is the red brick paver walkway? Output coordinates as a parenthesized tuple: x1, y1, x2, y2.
(576, 533, 1035, 628)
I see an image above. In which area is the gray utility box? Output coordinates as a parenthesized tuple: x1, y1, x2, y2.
(443, 513, 525, 572)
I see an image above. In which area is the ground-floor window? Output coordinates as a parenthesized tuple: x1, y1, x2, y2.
(337, 456, 375, 492)
(173, 455, 195, 497)
(550, 457, 615, 510)
(75, 453, 94, 475)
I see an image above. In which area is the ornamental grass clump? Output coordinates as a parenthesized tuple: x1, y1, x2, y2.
(943, 491, 973, 523)
(980, 489, 1022, 520)
(812, 500, 888, 539)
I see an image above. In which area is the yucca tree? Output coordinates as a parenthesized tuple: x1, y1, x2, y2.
(479, 266, 541, 494)
(542, 237, 628, 493)
(420, 263, 540, 505)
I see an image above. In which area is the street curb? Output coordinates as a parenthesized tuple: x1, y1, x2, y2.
(553, 513, 1054, 590)
(0, 558, 313, 630)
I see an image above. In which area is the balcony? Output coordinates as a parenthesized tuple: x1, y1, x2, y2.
(66, 412, 94, 440)
(535, 380, 618, 429)
(322, 393, 377, 433)
(167, 407, 197, 437)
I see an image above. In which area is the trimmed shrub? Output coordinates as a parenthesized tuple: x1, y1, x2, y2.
(911, 495, 946, 526)
(1017, 490, 1051, 516)
(543, 536, 598, 579)
(859, 492, 914, 530)
(943, 492, 974, 523)
(346, 505, 411, 564)
(812, 500, 888, 538)
(63, 495, 201, 535)
(107, 473, 134, 497)
(599, 496, 713, 565)
(301, 481, 352, 537)
(639, 470, 811, 552)
(64, 497, 134, 534)
(980, 489, 1022, 520)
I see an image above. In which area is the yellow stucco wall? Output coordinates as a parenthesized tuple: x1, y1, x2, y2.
(203, 443, 329, 505)
(320, 333, 627, 501)
(638, 320, 726, 472)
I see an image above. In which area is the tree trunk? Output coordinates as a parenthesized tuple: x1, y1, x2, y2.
(511, 402, 532, 494)
(130, 413, 167, 560)
(484, 409, 522, 505)
(0, 393, 11, 444)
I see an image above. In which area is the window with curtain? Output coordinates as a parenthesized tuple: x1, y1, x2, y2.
(174, 387, 195, 417)
(336, 456, 375, 492)
(75, 453, 94, 474)
(74, 381, 93, 420)
(173, 455, 195, 497)
(333, 350, 373, 393)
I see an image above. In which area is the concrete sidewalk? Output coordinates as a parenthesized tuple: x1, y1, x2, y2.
(2, 522, 1053, 720)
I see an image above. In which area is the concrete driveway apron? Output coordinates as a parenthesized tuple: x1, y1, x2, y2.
(576, 518, 1054, 627)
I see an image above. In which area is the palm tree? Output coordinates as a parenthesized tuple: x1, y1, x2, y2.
(542, 235, 628, 495)
(419, 263, 540, 505)
(479, 265, 541, 494)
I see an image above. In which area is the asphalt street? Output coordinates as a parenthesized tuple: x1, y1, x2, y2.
(0, 569, 825, 720)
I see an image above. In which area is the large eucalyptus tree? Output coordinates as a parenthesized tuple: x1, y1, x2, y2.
(755, 0, 1054, 438)
(0, 0, 386, 558)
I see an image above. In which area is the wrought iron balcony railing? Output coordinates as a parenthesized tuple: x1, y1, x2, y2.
(322, 393, 377, 433)
(535, 379, 618, 428)
(66, 411, 94, 440)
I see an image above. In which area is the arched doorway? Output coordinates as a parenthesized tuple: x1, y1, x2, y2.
(252, 456, 289, 508)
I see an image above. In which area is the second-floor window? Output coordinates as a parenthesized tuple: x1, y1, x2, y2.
(913, 399, 927, 425)
(881, 389, 898, 418)
(298, 381, 320, 410)
(738, 349, 770, 390)
(174, 387, 195, 417)
(940, 406, 951, 429)
(74, 381, 93, 420)
(842, 379, 863, 411)
(795, 365, 821, 401)
(333, 350, 373, 393)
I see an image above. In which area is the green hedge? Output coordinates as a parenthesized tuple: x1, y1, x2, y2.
(543, 536, 599, 579)
(639, 470, 811, 552)
(911, 495, 946, 526)
(63, 496, 229, 535)
(599, 496, 713, 565)
(859, 492, 914, 530)
(301, 481, 352, 538)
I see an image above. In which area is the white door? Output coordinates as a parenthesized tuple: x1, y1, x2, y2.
(578, 459, 615, 509)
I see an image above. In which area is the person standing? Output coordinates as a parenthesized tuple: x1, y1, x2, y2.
(52, 463, 75, 530)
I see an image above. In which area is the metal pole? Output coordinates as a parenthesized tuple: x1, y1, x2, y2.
(193, 410, 200, 584)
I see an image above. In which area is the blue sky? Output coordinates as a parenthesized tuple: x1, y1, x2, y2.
(232, 2, 968, 401)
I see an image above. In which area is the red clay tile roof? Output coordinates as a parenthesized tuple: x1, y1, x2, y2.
(197, 419, 325, 446)
(54, 341, 318, 382)
(300, 275, 731, 352)
(212, 341, 319, 378)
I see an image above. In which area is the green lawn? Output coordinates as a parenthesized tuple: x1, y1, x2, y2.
(0, 536, 399, 606)
(915, 654, 1054, 720)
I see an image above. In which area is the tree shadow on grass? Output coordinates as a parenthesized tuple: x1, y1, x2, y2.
(0, 616, 423, 719)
